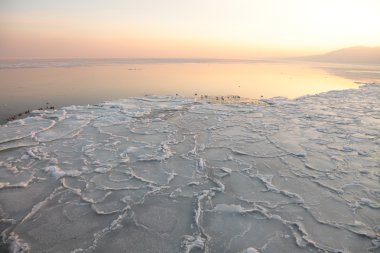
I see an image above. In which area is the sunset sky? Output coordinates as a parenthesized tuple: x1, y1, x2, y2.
(1, 0, 379, 59)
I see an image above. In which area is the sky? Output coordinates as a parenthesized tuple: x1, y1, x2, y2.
(0, 0, 379, 59)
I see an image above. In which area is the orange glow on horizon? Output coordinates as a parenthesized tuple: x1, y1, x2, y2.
(1, 0, 379, 59)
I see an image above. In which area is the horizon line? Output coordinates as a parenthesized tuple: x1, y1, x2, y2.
(0, 57, 281, 62)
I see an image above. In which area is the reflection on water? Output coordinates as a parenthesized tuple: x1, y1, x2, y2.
(316, 62, 380, 82)
(0, 59, 379, 122)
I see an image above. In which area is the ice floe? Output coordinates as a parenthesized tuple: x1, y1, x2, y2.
(1, 84, 380, 252)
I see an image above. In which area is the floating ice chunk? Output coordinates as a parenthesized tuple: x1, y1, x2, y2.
(221, 167, 232, 174)
(20, 154, 29, 160)
(358, 151, 369, 156)
(305, 154, 336, 172)
(182, 234, 205, 253)
(126, 146, 138, 153)
(101, 100, 152, 118)
(34, 118, 89, 142)
(0, 117, 55, 143)
(240, 247, 259, 253)
(43, 166, 81, 179)
(94, 167, 112, 173)
(212, 204, 245, 213)
(119, 151, 130, 164)
(126, 143, 174, 161)
(0, 138, 38, 152)
(6, 232, 30, 253)
(359, 198, 380, 208)
(196, 158, 206, 173)
(269, 130, 307, 157)
(344, 220, 377, 238)
(91, 200, 128, 215)
(81, 190, 112, 204)
(343, 146, 355, 152)
(27, 150, 40, 160)
(0, 172, 34, 189)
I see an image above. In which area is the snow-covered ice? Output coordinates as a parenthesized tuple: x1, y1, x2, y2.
(0, 84, 380, 252)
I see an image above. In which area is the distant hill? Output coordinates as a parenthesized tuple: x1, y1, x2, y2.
(300, 46, 380, 64)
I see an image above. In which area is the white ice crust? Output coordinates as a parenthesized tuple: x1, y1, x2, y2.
(0, 85, 380, 252)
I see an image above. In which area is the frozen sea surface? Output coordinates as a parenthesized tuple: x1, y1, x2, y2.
(1, 84, 380, 253)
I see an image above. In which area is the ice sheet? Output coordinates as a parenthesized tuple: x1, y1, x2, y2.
(1, 85, 380, 252)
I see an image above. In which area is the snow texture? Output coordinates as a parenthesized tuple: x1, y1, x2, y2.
(1, 83, 380, 252)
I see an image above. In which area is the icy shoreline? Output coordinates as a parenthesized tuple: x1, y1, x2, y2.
(1, 84, 380, 252)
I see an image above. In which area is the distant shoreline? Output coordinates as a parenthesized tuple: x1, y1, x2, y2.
(0, 58, 274, 70)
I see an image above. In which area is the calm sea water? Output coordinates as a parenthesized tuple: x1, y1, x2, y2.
(0, 59, 379, 123)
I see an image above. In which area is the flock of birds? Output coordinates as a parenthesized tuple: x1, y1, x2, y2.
(178, 93, 252, 101)
(6, 102, 55, 122)
(5, 92, 265, 122)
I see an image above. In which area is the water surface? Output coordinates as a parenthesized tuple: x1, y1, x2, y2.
(1, 59, 379, 122)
